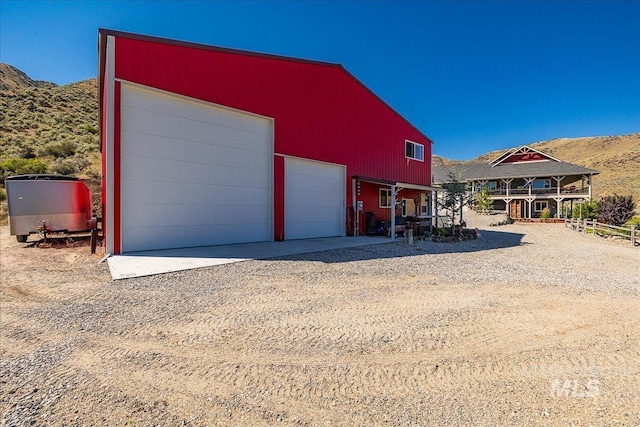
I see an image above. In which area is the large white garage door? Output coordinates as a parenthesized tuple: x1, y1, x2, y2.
(120, 84, 272, 252)
(285, 158, 345, 240)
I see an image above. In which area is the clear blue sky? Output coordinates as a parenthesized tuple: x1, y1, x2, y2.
(1, 0, 639, 159)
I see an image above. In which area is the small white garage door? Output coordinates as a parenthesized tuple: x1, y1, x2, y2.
(284, 158, 345, 239)
(120, 84, 272, 252)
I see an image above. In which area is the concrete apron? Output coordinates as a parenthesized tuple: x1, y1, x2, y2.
(107, 236, 392, 280)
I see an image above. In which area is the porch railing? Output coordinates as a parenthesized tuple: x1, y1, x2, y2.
(487, 186, 588, 196)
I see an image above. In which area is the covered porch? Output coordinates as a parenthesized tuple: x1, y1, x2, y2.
(351, 176, 441, 241)
(470, 174, 595, 219)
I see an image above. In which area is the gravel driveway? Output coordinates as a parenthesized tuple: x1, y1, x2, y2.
(1, 219, 639, 426)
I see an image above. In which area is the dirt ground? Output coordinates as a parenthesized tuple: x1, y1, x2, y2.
(1, 223, 639, 426)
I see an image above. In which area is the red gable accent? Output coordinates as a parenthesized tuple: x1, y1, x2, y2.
(501, 152, 548, 163)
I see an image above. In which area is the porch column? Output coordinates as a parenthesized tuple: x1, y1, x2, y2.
(431, 190, 436, 228)
(504, 198, 512, 216)
(502, 178, 513, 197)
(525, 198, 534, 219)
(553, 198, 564, 218)
(525, 177, 535, 219)
(553, 176, 565, 218)
(390, 185, 396, 241)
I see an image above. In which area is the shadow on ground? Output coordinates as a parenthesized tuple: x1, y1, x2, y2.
(105, 229, 526, 279)
(264, 229, 526, 264)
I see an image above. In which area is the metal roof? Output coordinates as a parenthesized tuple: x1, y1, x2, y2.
(432, 160, 599, 183)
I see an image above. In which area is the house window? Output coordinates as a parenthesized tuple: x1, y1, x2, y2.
(533, 179, 551, 189)
(405, 140, 424, 162)
(534, 201, 548, 212)
(476, 182, 497, 191)
(379, 189, 391, 208)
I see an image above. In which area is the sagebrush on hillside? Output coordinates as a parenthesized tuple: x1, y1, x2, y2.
(0, 64, 101, 220)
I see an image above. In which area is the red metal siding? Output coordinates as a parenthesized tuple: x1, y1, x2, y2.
(102, 32, 435, 245)
(112, 36, 432, 188)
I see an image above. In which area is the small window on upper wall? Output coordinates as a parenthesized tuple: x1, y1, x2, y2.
(405, 140, 424, 162)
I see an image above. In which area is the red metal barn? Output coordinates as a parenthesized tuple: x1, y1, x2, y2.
(99, 29, 436, 254)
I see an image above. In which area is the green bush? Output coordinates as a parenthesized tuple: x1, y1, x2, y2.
(0, 158, 48, 182)
(540, 207, 551, 219)
(572, 200, 598, 219)
(81, 123, 99, 135)
(624, 216, 640, 228)
(436, 227, 449, 236)
(0, 188, 6, 202)
(474, 186, 493, 214)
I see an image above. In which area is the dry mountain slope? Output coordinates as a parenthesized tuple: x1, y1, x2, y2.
(0, 63, 101, 221)
(452, 133, 640, 199)
(530, 134, 640, 198)
(0, 63, 99, 161)
(0, 63, 57, 92)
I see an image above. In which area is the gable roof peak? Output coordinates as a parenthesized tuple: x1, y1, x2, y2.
(489, 144, 561, 166)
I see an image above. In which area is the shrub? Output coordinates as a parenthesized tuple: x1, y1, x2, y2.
(572, 199, 598, 219)
(540, 207, 551, 219)
(597, 194, 635, 226)
(475, 186, 493, 214)
(436, 227, 449, 236)
(71, 154, 91, 172)
(0, 188, 6, 202)
(50, 158, 78, 175)
(81, 123, 99, 135)
(624, 216, 640, 228)
(45, 140, 77, 158)
(0, 158, 48, 182)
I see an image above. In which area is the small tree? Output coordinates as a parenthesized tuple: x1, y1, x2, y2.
(437, 171, 473, 233)
(474, 185, 493, 214)
(572, 199, 598, 220)
(0, 158, 48, 182)
(597, 194, 635, 226)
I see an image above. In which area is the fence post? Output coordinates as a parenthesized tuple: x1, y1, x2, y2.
(632, 225, 636, 247)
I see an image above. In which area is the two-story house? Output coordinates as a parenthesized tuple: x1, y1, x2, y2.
(433, 145, 599, 219)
